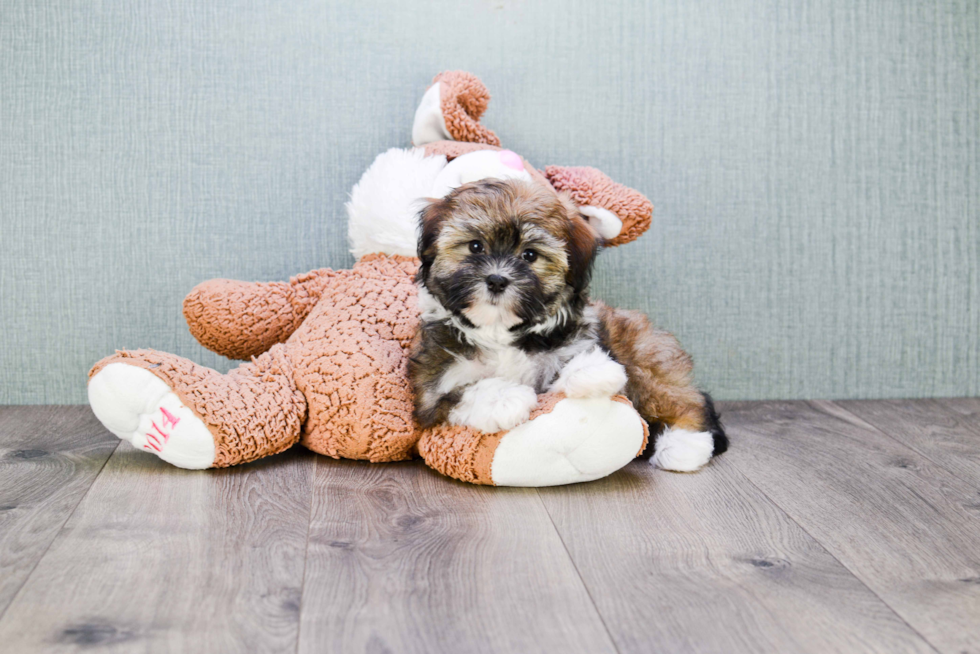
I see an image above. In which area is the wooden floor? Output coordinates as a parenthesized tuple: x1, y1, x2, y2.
(1, 400, 978, 653)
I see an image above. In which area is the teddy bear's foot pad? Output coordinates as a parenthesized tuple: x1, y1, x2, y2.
(88, 363, 216, 469)
(490, 397, 645, 487)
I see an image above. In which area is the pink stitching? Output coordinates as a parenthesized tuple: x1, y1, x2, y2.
(149, 421, 169, 444)
(160, 406, 181, 429)
(143, 407, 181, 452)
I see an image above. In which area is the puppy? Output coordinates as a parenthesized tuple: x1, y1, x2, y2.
(409, 179, 728, 471)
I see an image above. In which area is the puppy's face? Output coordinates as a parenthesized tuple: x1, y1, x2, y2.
(417, 179, 598, 329)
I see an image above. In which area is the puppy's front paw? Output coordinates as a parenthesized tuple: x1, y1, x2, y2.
(449, 378, 538, 433)
(551, 347, 627, 399)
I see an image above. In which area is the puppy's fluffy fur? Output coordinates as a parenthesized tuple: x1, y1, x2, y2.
(409, 179, 727, 470)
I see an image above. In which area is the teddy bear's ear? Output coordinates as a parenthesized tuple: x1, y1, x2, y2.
(545, 166, 653, 247)
(412, 71, 501, 147)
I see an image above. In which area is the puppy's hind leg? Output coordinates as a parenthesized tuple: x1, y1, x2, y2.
(597, 302, 727, 472)
(638, 390, 727, 472)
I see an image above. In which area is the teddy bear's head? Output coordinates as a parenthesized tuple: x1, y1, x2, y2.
(346, 72, 653, 260)
(417, 142, 652, 247)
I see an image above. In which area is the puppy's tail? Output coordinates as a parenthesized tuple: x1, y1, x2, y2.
(701, 392, 729, 456)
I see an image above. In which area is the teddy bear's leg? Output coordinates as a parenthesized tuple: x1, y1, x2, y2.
(88, 345, 306, 469)
(417, 394, 648, 487)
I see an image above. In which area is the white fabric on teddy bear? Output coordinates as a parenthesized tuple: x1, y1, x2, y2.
(412, 82, 451, 146)
(347, 148, 447, 259)
(429, 149, 531, 198)
(347, 148, 533, 259)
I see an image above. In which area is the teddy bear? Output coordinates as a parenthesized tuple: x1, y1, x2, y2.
(87, 71, 680, 487)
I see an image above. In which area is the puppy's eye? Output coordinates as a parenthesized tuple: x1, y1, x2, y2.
(522, 249, 538, 263)
(469, 241, 485, 254)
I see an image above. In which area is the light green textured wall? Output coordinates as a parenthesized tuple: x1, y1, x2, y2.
(2, 0, 978, 404)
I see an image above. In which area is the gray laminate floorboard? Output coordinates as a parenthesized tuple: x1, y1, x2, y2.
(838, 397, 980, 486)
(722, 399, 980, 654)
(0, 406, 117, 619)
(0, 401, 977, 653)
(537, 455, 935, 654)
(297, 457, 616, 654)
(0, 441, 316, 653)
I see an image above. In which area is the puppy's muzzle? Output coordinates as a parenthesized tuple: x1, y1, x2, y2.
(486, 274, 510, 295)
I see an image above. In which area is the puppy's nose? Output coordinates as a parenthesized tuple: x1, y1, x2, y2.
(486, 274, 509, 294)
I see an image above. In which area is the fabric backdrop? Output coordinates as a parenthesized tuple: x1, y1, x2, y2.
(2, 0, 977, 404)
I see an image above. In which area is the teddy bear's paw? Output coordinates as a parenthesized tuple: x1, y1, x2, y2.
(490, 397, 645, 487)
(88, 363, 216, 469)
(550, 347, 627, 399)
(650, 428, 714, 472)
(448, 378, 538, 434)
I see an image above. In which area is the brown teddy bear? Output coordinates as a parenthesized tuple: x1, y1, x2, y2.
(87, 71, 685, 487)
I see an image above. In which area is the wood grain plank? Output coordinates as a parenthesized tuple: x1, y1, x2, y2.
(723, 400, 980, 654)
(537, 456, 934, 654)
(298, 458, 616, 654)
(0, 439, 315, 653)
(0, 406, 117, 618)
(838, 398, 980, 485)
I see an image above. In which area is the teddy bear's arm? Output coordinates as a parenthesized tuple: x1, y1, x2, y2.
(183, 268, 339, 360)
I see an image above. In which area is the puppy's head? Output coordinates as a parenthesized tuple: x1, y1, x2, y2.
(417, 179, 599, 329)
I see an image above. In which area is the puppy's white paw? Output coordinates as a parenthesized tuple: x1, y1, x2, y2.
(551, 347, 627, 399)
(88, 363, 216, 469)
(651, 428, 714, 472)
(449, 378, 538, 433)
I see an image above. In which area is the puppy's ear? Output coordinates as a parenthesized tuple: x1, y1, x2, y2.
(565, 206, 601, 293)
(417, 197, 453, 283)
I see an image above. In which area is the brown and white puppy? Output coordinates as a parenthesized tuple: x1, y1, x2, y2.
(409, 179, 727, 471)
